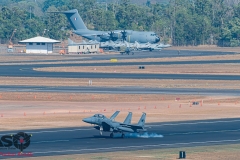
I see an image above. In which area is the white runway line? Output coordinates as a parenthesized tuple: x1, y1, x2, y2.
(0, 128, 93, 136)
(167, 129, 240, 136)
(148, 119, 240, 127)
(32, 140, 69, 144)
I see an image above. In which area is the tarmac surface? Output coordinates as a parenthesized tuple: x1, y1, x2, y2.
(1, 50, 240, 80)
(1, 85, 240, 96)
(2, 67, 240, 80)
(2, 60, 240, 80)
(0, 118, 240, 157)
(2, 49, 236, 62)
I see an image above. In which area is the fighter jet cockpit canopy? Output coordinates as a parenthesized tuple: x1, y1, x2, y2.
(93, 114, 105, 118)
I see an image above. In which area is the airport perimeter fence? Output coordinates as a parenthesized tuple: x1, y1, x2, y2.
(0, 45, 26, 54)
(0, 46, 7, 54)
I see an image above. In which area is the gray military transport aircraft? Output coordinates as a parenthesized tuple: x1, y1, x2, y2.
(82, 111, 146, 138)
(62, 9, 160, 43)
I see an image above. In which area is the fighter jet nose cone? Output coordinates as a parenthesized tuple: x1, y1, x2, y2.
(82, 118, 91, 123)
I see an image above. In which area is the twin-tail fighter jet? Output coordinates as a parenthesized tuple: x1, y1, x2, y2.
(62, 9, 160, 43)
(82, 111, 146, 138)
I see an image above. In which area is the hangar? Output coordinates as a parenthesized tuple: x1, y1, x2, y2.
(19, 36, 60, 54)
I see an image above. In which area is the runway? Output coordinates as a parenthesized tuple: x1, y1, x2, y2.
(0, 118, 240, 157)
(1, 60, 240, 79)
(1, 85, 240, 96)
(1, 49, 240, 80)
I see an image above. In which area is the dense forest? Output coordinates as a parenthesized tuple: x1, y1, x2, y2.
(1, 0, 240, 46)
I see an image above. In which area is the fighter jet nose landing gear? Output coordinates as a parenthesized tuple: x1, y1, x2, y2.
(100, 126, 103, 135)
(121, 133, 125, 138)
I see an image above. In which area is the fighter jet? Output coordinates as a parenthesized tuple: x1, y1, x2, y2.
(83, 111, 132, 135)
(134, 42, 162, 51)
(82, 111, 146, 138)
(62, 9, 160, 43)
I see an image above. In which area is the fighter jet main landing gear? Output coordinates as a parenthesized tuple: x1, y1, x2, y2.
(110, 132, 125, 138)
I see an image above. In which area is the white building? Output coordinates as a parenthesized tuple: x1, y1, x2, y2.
(68, 43, 100, 54)
(19, 36, 60, 54)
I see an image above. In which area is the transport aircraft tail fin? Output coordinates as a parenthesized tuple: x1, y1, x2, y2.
(63, 9, 88, 30)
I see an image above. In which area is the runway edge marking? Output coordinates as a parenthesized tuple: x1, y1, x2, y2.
(148, 119, 240, 127)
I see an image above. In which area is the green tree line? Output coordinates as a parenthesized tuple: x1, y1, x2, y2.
(1, 0, 240, 46)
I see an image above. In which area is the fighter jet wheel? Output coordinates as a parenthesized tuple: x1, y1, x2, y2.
(121, 133, 125, 138)
(110, 133, 114, 138)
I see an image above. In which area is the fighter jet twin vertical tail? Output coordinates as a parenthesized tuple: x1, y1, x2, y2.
(82, 111, 145, 138)
(123, 112, 132, 125)
(109, 110, 120, 121)
(137, 112, 146, 127)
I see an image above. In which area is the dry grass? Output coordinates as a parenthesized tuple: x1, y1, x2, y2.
(1, 92, 239, 103)
(1, 77, 240, 89)
(168, 45, 240, 52)
(0, 93, 240, 131)
(1, 52, 240, 65)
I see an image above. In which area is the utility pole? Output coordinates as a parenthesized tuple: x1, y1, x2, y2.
(30, 6, 32, 19)
(173, 0, 176, 45)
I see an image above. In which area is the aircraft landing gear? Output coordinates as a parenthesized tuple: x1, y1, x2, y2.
(110, 132, 114, 138)
(121, 133, 125, 138)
